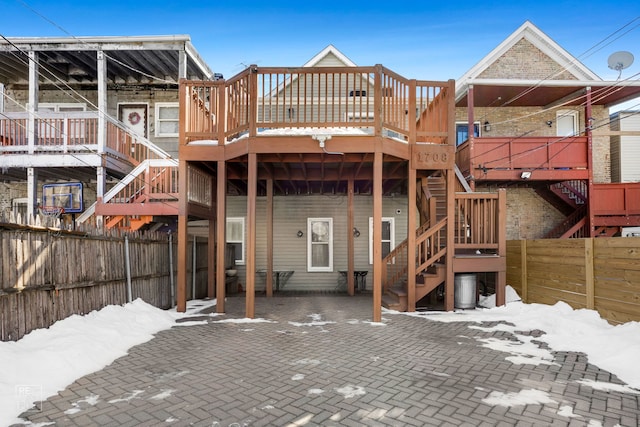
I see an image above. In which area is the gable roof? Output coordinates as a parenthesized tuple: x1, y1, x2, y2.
(454, 21, 640, 107)
(303, 44, 357, 67)
(457, 20, 600, 88)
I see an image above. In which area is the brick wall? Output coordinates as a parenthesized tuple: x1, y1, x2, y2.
(479, 38, 578, 80)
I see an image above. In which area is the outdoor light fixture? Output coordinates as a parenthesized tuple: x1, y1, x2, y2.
(353, 227, 361, 238)
(484, 121, 491, 132)
(520, 171, 532, 179)
(546, 120, 553, 127)
(297, 230, 304, 238)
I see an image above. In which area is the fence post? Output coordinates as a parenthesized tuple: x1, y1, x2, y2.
(125, 235, 132, 303)
(169, 233, 175, 307)
(520, 239, 528, 302)
(585, 238, 595, 309)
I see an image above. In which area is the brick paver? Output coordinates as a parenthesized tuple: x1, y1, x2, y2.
(10, 294, 640, 426)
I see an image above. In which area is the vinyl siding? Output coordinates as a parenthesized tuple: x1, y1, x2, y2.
(611, 112, 640, 183)
(226, 194, 408, 291)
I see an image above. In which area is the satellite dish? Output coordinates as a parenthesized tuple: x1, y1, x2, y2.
(608, 51, 634, 79)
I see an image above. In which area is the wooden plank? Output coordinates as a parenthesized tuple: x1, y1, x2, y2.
(595, 297, 640, 323)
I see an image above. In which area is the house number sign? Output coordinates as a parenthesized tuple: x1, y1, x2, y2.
(412, 145, 455, 169)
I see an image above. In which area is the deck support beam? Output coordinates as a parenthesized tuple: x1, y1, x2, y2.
(347, 178, 355, 296)
(266, 178, 274, 297)
(445, 171, 455, 311)
(216, 161, 227, 313)
(245, 153, 257, 318)
(407, 166, 417, 311)
(372, 152, 383, 322)
(177, 160, 189, 313)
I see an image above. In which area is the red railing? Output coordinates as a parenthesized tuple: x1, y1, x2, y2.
(456, 136, 589, 179)
(592, 183, 640, 217)
(181, 66, 452, 145)
(0, 112, 99, 153)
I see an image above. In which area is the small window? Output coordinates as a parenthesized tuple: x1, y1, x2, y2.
(155, 103, 179, 137)
(348, 90, 367, 97)
(226, 217, 245, 265)
(455, 122, 480, 146)
(369, 217, 395, 264)
(307, 218, 333, 272)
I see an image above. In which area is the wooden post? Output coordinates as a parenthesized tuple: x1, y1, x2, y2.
(266, 178, 274, 297)
(249, 66, 258, 138)
(177, 162, 189, 312)
(407, 165, 417, 311)
(495, 189, 507, 307)
(347, 178, 355, 296)
(216, 160, 226, 313)
(467, 85, 476, 192)
(585, 87, 595, 237)
(585, 238, 595, 309)
(246, 153, 257, 318)
(445, 169, 455, 311)
(208, 215, 215, 299)
(374, 65, 383, 137)
(373, 152, 383, 322)
(520, 240, 528, 303)
(408, 79, 417, 143)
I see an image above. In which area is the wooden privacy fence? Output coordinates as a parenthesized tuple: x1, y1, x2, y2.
(506, 237, 640, 324)
(0, 224, 210, 341)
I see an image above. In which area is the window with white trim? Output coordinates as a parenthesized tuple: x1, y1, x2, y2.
(226, 217, 245, 265)
(307, 218, 333, 272)
(455, 122, 480, 146)
(155, 102, 179, 137)
(369, 217, 395, 264)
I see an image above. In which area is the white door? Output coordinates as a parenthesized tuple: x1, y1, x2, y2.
(556, 110, 577, 137)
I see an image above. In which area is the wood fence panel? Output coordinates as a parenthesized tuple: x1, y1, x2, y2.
(1, 225, 180, 341)
(593, 238, 640, 324)
(508, 237, 640, 324)
(506, 240, 522, 297)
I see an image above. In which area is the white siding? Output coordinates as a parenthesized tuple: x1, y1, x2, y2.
(611, 111, 640, 182)
(226, 194, 408, 291)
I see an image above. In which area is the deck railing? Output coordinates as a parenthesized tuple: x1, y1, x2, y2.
(454, 192, 505, 250)
(382, 190, 505, 293)
(456, 136, 589, 179)
(0, 112, 99, 153)
(180, 66, 453, 145)
(592, 182, 640, 218)
(0, 111, 171, 167)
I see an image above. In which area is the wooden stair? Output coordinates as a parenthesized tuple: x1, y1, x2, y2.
(382, 263, 446, 311)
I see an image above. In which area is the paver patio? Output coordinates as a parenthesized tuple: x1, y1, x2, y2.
(11, 294, 640, 426)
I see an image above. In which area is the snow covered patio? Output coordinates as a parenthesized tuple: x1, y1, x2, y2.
(6, 293, 640, 426)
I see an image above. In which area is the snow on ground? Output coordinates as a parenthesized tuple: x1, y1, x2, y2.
(391, 286, 640, 390)
(2, 286, 640, 425)
(0, 298, 212, 426)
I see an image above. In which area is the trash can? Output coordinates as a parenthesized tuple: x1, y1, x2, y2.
(454, 273, 477, 309)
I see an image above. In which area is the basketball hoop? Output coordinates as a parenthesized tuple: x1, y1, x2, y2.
(38, 206, 65, 218)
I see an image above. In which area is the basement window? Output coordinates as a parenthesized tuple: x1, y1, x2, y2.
(226, 217, 245, 265)
(307, 218, 333, 272)
(348, 90, 367, 97)
(155, 103, 179, 137)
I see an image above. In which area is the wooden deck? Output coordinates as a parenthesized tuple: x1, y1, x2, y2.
(455, 136, 589, 182)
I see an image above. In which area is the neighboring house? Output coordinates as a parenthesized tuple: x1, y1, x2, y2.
(177, 46, 508, 319)
(0, 35, 213, 228)
(454, 21, 640, 239)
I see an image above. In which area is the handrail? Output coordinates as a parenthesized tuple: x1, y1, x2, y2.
(543, 205, 588, 239)
(180, 66, 452, 146)
(381, 218, 446, 294)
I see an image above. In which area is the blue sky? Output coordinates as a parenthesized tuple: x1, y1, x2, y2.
(2, 0, 640, 83)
